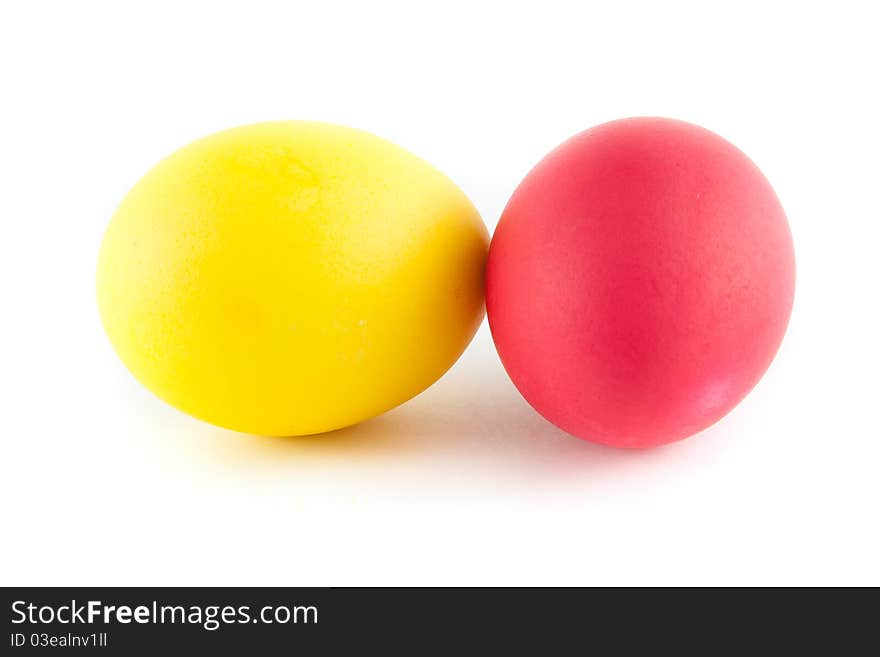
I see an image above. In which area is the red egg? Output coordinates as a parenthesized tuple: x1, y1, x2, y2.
(486, 118, 795, 448)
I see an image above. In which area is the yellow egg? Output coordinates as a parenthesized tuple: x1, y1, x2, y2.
(97, 122, 488, 435)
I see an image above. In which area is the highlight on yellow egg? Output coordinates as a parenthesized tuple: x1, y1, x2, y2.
(97, 121, 488, 436)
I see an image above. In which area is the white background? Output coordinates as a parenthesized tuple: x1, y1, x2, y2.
(2, 1, 878, 586)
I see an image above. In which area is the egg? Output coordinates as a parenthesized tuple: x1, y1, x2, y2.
(97, 121, 488, 436)
(486, 117, 795, 448)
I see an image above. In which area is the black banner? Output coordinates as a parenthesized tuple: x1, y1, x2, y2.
(1, 587, 874, 652)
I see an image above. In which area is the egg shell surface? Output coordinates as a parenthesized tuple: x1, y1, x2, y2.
(486, 117, 795, 448)
(98, 121, 488, 436)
